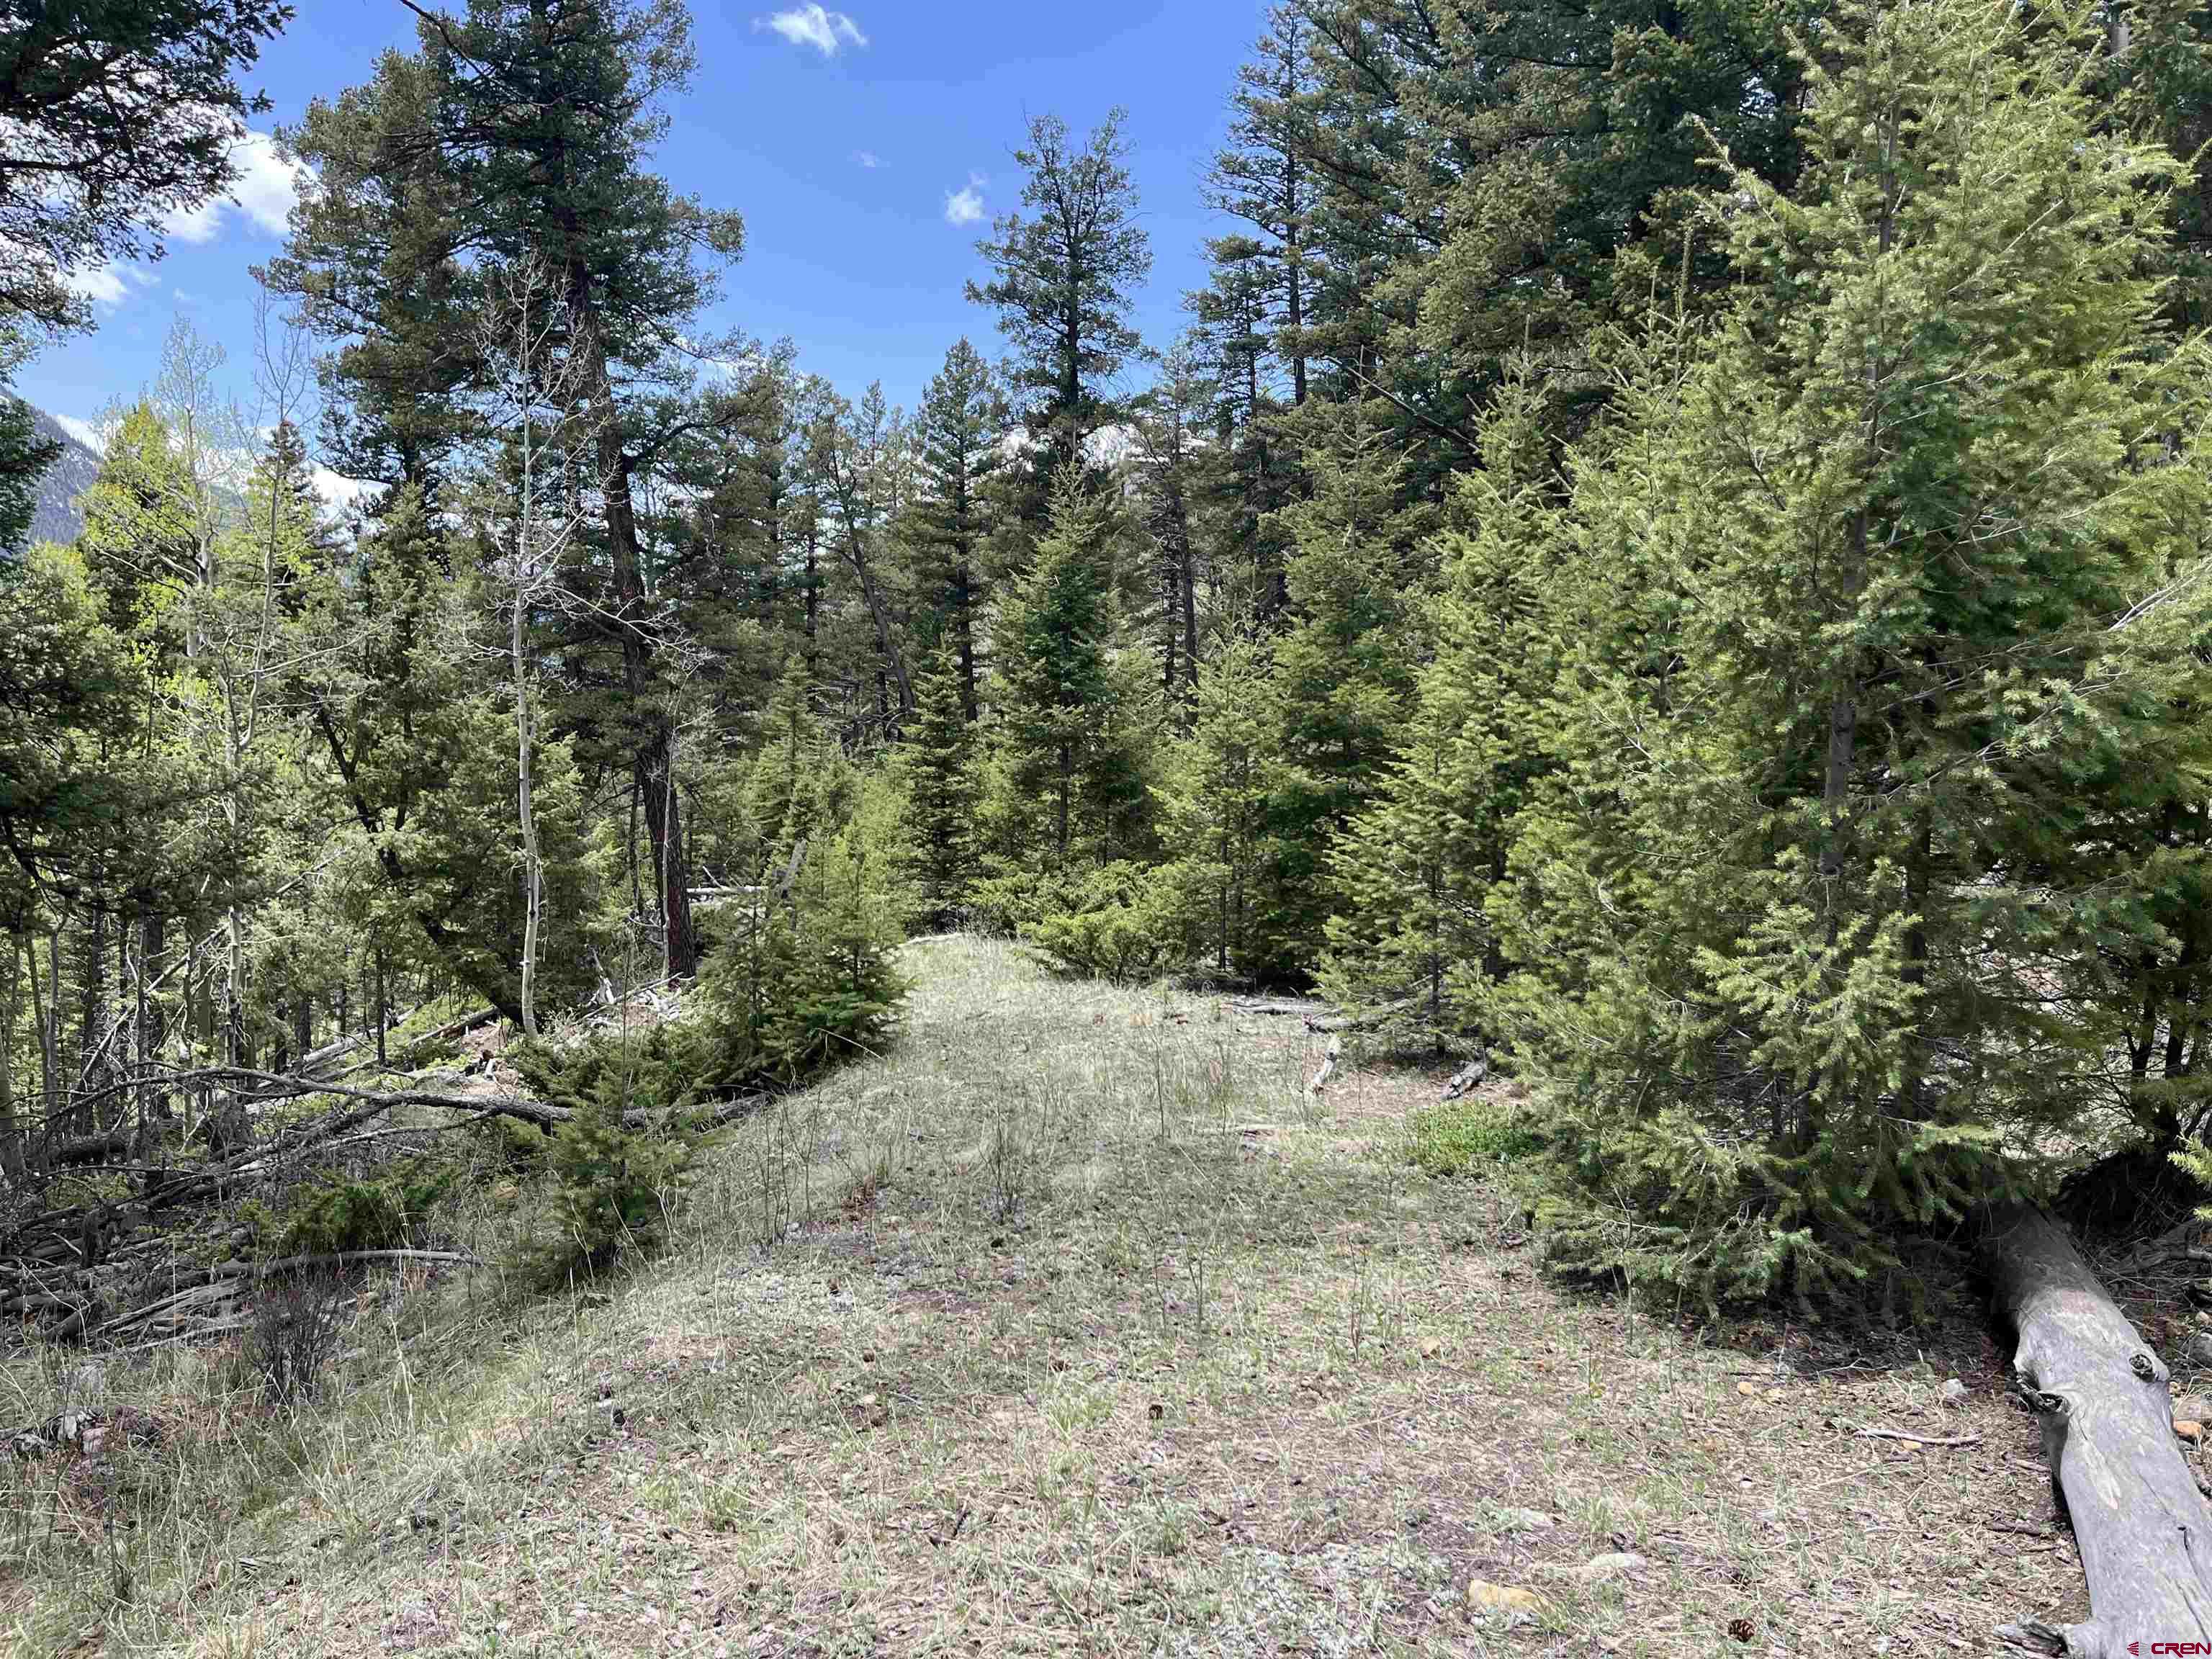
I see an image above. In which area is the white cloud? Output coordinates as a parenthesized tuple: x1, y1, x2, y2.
(63, 265, 132, 308)
(59, 262, 158, 310)
(758, 5, 866, 55)
(944, 174, 986, 227)
(161, 129, 305, 244)
(853, 150, 881, 169)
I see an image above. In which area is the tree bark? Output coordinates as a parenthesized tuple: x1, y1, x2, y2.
(0, 939, 19, 1182)
(1986, 1208, 2212, 1658)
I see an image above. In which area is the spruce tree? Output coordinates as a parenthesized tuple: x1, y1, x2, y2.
(745, 662, 827, 868)
(974, 469, 1156, 922)
(1492, 0, 2212, 1303)
(1154, 637, 1282, 981)
(1262, 407, 1434, 972)
(898, 643, 979, 929)
(908, 340, 1005, 718)
(1322, 376, 1558, 1043)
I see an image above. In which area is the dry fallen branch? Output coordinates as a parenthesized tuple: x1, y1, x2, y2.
(1308, 1037, 1340, 1096)
(1851, 1426, 1982, 1447)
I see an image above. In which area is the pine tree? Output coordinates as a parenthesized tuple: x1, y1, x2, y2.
(908, 340, 1005, 718)
(745, 662, 827, 868)
(1262, 407, 1434, 973)
(274, 0, 747, 978)
(966, 109, 1151, 527)
(1492, 0, 2212, 1303)
(898, 644, 979, 928)
(974, 469, 1156, 922)
(1, 0, 292, 335)
(1322, 375, 1558, 1043)
(1154, 637, 1282, 980)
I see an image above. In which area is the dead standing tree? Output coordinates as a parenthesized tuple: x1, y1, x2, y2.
(472, 253, 605, 1038)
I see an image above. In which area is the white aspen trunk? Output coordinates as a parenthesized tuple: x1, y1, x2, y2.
(516, 371, 543, 1038)
(0, 938, 19, 1180)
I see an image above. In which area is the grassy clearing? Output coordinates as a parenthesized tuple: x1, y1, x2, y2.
(1, 937, 2093, 1656)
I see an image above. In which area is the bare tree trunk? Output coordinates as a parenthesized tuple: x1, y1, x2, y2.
(140, 911, 167, 1131)
(515, 575, 542, 1037)
(0, 939, 20, 1182)
(34, 925, 60, 1149)
(77, 907, 106, 1133)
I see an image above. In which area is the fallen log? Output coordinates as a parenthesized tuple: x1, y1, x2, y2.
(1306, 997, 1416, 1034)
(50, 1131, 132, 1167)
(1440, 1055, 1489, 1101)
(392, 1005, 499, 1056)
(1986, 1207, 2212, 1657)
(1228, 996, 1331, 1020)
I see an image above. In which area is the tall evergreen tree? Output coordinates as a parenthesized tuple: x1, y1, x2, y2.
(1154, 636, 1282, 980)
(966, 109, 1151, 522)
(1491, 0, 2212, 1303)
(896, 643, 979, 929)
(975, 469, 1154, 911)
(1262, 408, 1434, 972)
(907, 339, 1005, 718)
(1321, 377, 1559, 1044)
(0, 0, 293, 334)
(274, 0, 746, 979)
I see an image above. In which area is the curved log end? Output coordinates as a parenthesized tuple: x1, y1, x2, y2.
(1995, 1618, 2119, 1659)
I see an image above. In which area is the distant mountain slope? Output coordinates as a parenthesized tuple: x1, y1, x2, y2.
(24, 405, 102, 546)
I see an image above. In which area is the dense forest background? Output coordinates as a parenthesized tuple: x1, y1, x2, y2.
(9, 0, 2212, 1307)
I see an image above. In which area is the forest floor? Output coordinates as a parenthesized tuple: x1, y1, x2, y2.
(0, 936, 2111, 1656)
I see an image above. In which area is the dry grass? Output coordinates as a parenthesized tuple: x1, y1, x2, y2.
(0, 937, 2105, 1656)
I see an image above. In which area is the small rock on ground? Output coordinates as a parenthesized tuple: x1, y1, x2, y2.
(1467, 1579, 1545, 1615)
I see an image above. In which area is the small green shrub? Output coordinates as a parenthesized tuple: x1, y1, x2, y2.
(686, 809, 907, 1088)
(1407, 1097, 1537, 1176)
(248, 1158, 458, 1258)
(538, 1058, 693, 1272)
(1020, 860, 1184, 982)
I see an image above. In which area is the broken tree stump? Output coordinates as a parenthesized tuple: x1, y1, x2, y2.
(1985, 1205, 2212, 1657)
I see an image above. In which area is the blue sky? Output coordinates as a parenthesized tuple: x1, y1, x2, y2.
(19, 0, 1266, 467)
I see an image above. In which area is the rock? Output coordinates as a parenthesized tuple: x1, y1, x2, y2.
(1494, 1507, 1557, 1534)
(1467, 1579, 1545, 1616)
(2176, 1419, 2204, 1444)
(1577, 1552, 1649, 1582)
(2188, 1330, 2212, 1367)
(2175, 1394, 2212, 1424)
(1940, 1378, 1969, 1408)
